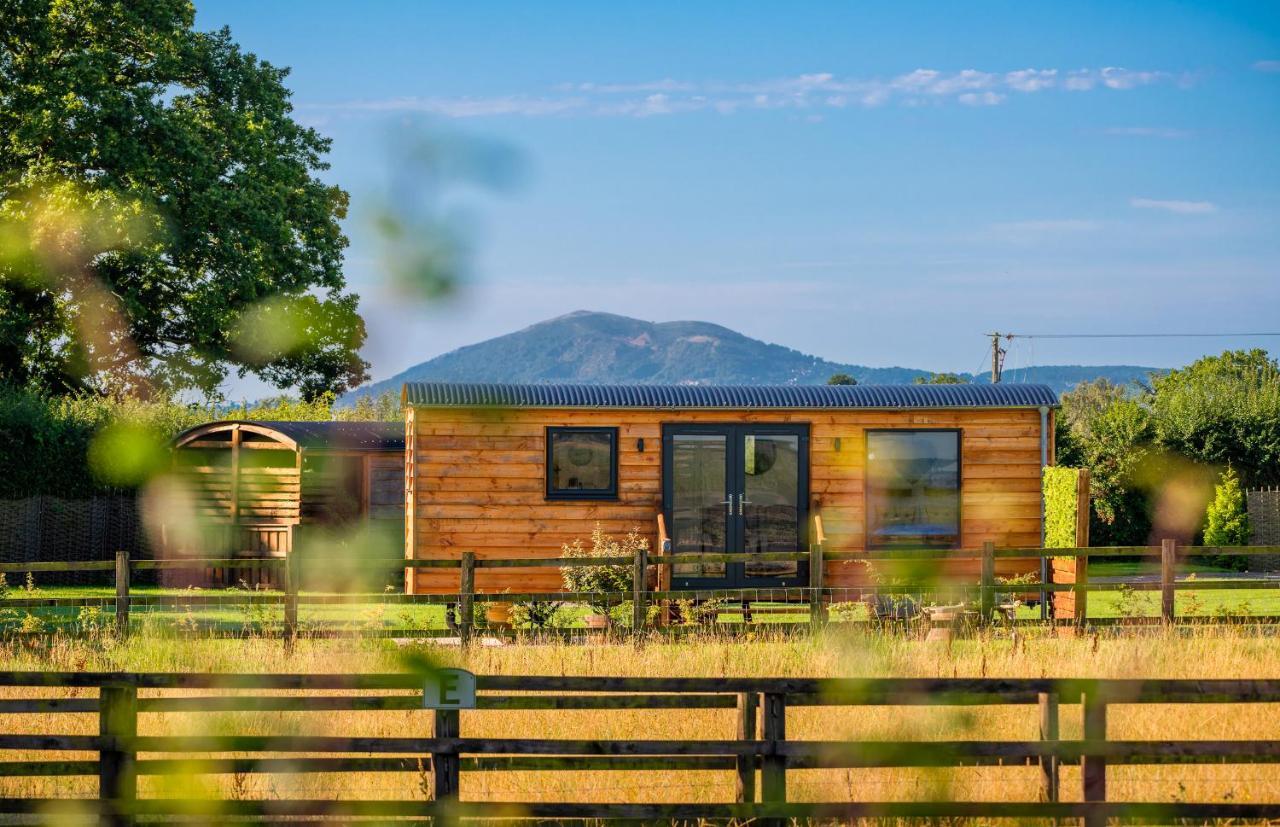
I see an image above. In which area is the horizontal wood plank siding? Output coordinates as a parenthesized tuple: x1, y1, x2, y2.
(410, 407, 1046, 593)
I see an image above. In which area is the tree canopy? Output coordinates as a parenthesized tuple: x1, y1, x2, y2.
(913, 372, 968, 385)
(0, 0, 366, 399)
(1057, 350, 1280, 545)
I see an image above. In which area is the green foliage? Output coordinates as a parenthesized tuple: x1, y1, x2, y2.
(1057, 352, 1280, 547)
(1204, 467, 1251, 547)
(0, 0, 365, 398)
(913, 372, 968, 385)
(509, 601, 565, 630)
(560, 524, 642, 615)
(1042, 467, 1081, 548)
(1148, 350, 1280, 487)
(826, 373, 856, 385)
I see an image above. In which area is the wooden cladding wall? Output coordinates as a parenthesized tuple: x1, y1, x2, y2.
(176, 459, 301, 524)
(408, 407, 1049, 594)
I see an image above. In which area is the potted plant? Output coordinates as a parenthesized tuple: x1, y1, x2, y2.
(560, 524, 644, 630)
(485, 599, 514, 629)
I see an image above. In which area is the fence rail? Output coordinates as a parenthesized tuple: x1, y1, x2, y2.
(0, 672, 1277, 825)
(3, 541, 1279, 642)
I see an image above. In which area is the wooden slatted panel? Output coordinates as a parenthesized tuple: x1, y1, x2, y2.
(410, 407, 1046, 593)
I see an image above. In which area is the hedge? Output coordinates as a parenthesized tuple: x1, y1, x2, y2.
(1043, 466, 1082, 549)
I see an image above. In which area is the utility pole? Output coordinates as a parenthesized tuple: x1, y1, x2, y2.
(988, 332, 1008, 384)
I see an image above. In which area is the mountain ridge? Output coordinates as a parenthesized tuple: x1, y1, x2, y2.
(344, 310, 1158, 400)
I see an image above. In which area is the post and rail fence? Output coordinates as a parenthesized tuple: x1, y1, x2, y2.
(3, 531, 1280, 642)
(0, 672, 1277, 824)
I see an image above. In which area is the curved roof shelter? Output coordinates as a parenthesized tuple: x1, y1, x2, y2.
(173, 420, 404, 453)
(402, 382, 1058, 410)
(167, 420, 406, 570)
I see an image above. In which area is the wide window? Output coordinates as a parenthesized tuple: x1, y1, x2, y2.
(866, 430, 960, 548)
(546, 427, 618, 499)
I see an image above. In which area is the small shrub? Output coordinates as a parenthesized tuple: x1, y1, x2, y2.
(1203, 467, 1250, 570)
(560, 524, 644, 617)
(510, 601, 565, 630)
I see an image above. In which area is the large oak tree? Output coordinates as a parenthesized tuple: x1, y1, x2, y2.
(0, 0, 367, 399)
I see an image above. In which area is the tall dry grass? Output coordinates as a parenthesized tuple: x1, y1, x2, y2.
(0, 625, 1277, 808)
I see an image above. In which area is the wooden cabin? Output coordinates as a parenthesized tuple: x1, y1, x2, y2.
(167, 421, 405, 583)
(402, 383, 1058, 595)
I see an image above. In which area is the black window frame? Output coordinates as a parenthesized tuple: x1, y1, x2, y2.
(545, 426, 619, 501)
(864, 428, 962, 550)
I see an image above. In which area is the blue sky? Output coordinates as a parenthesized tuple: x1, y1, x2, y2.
(194, 1, 1280, 395)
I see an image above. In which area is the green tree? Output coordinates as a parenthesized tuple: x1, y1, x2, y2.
(1148, 350, 1280, 486)
(1203, 467, 1251, 547)
(913, 372, 967, 385)
(826, 373, 856, 385)
(1076, 398, 1154, 545)
(0, 0, 366, 399)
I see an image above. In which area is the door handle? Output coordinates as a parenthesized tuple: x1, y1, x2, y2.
(738, 495, 753, 515)
(720, 495, 735, 510)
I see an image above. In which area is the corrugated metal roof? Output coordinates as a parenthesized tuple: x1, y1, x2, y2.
(257, 421, 404, 451)
(401, 382, 1058, 410)
(173, 421, 404, 452)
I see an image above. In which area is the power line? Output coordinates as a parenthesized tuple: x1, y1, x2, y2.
(983, 330, 1280, 384)
(999, 332, 1280, 339)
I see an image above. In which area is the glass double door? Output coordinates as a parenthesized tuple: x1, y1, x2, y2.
(662, 424, 809, 589)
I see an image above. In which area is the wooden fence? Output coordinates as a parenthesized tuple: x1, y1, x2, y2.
(0, 672, 1277, 824)
(2, 540, 1280, 642)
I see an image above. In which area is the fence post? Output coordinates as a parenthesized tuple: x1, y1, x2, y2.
(283, 551, 299, 649)
(760, 691, 787, 825)
(459, 552, 475, 645)
(979, 541, 995, 625)
(632, 543, 648, 636)
(433, 707, 461, 826)
(1082, 685, 1108, 827)
(1075, 548, 1089, 628)
(99, 683, 137, 827)
(1161, 538, 1177, 624)
(808, 540, 825, 629)
(1037, 691, 1060, 802)
(114, 551, 130, 640)
(735, 692, 758, 804)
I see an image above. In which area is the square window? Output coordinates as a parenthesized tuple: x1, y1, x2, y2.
(866, 430, 961, 549)
(546, 427, 618, 499)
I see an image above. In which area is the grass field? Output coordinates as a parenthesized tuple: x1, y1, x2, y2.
(0, 626, 1277, 812)
(6, 565, 1279, 634)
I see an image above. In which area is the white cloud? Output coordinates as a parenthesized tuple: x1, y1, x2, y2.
(304, 65, 1177, 119)
(1253, 60, 1280, 73)
(1130, 198, 1219, 214)
(1005, 69, 1058, 92)
(958, 91, 1005, 106)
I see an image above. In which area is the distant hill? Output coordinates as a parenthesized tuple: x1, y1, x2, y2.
(343, 310, 1159, 401)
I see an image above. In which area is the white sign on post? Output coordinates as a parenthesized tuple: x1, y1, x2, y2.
(423, 669, 477, 709)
